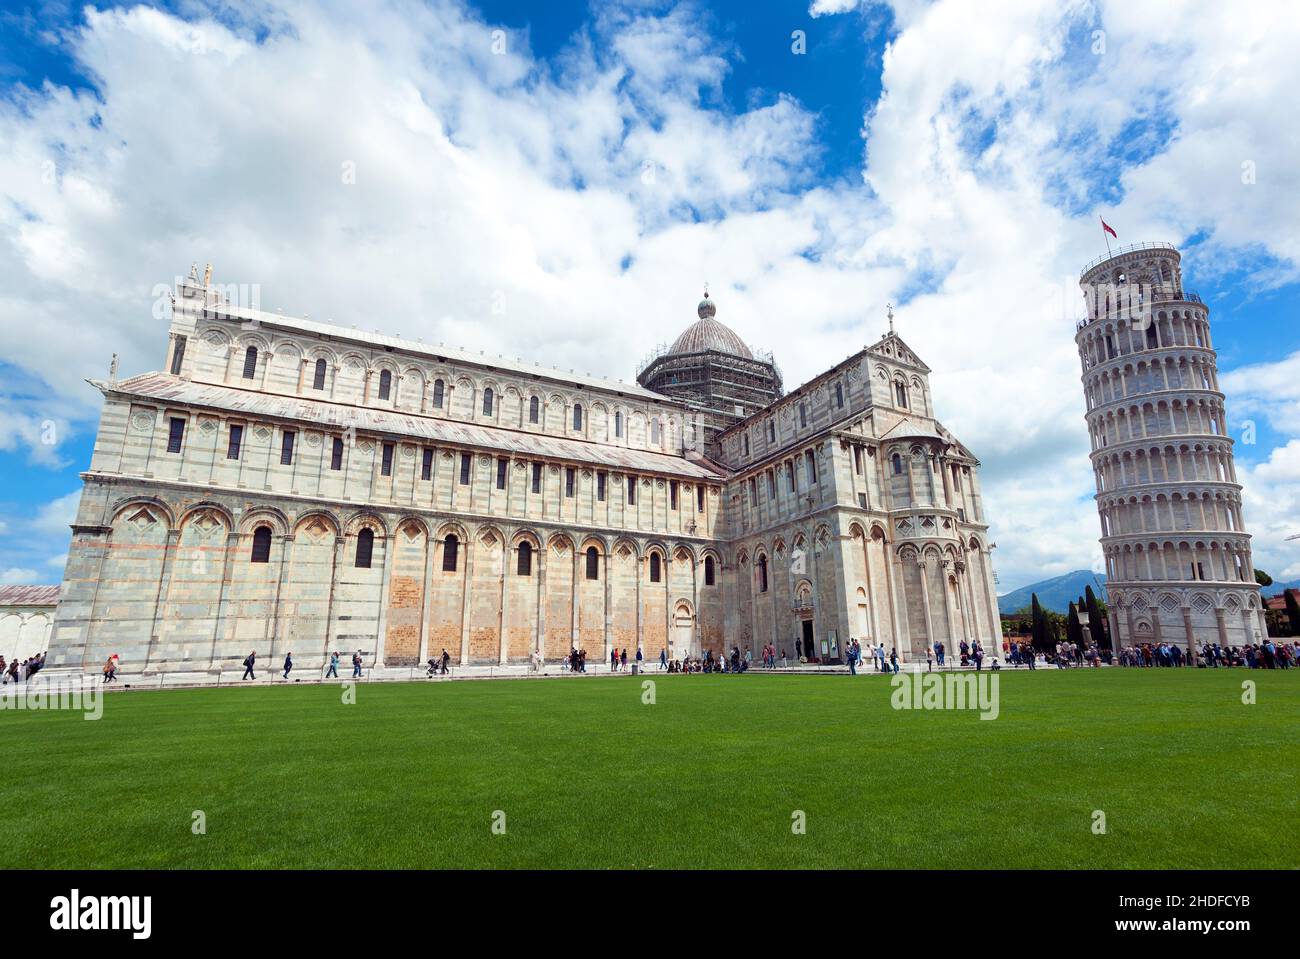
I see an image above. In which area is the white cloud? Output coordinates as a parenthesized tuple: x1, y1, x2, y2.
(1, 0, 1298, 593)
(1221, 350, 1300, 436)
(31, 489, 81, 537)
(810, 0, 863, 17)
(0, 568, 41, 585)
(1236, 440, 1300, 581)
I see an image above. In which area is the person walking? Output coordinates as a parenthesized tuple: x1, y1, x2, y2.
(620, 648, 628, 671)
(926, 646, 933, 673)
(352, 650, 363, 678)
(848, 639, 858, 676)
(282, 651, 293, 680)
(325, 651, 339, 679)
(635, 647, 644, 672)
(889, 647, 899, 674)
(441, 649, 451, 675)
(242, 651, 257, 680)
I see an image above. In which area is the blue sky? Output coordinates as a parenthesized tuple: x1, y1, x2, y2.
(1, 0, 1298, 592)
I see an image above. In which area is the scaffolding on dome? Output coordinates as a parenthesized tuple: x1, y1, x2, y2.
(637, 342, 783, 457)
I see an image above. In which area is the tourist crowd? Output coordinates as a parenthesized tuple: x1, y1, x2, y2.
(0, 651, 47, 684)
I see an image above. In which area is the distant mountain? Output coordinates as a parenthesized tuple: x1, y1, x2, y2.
(1000, 572, 1300, 614)
(1262, 578, 1300, 598)
(998, 570, 1107, 615)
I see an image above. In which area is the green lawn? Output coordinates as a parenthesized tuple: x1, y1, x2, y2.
(3, 669, 1296, 869)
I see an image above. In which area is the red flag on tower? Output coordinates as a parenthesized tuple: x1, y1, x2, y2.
(1101, 218, 1117, 239)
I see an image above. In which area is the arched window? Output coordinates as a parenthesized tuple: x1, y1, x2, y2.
(517, 541, 533, 576)
(615, 411, 623, 437)
(649, 552, 661, 583)
(312, 358, 327, 390)
(378, 369, 392, 400)
(892, 453, 903, 475)
(355, 528, 374, 568)
(758, 554, 768, 592)
(442, 534, 459, 572)
(432, 379, 445, 408)
(585, 545, 599, 580)
(651, 418, 661, 445)
(573, 404, 583, 431)
(482, 388, 494, 416)
(704, 555, 716, 586)
(529, 395, 539, 423)
(250, 526, 272, 564)
(242, 345, 258, 379)
(895, 380, 908, 408)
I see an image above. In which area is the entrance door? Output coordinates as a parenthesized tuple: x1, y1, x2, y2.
(801, 620, 814, 661)
(672, 603, 694, 659)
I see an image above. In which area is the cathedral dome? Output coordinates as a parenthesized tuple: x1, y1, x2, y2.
(669, 293, 753, 359)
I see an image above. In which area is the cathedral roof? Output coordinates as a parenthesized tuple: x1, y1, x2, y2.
(0, 585, 60, 607)
(96, 373, 725, 481)
(667, 294, 754, 359)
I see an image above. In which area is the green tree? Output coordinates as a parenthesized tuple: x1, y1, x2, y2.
(1030, 594, 1048, 653)
(1066, 602, 1083, 647)
(1085, 584, 1110, 650)
(1255, 569, 1274, 588)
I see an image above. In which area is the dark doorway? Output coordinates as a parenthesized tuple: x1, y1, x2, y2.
(801, 620, 815, 661)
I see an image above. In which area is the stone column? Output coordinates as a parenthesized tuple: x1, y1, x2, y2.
(373, 531, 393, 668)
(209, 530, 240, 668)
(916, 558, 935, 663)
(459, 536, 474, 665)
(536, 543, 547, 659)
(570, 544, 581, 651)
(324, 534, 346, 665)
(145, 527, 181, 671)
(498, 542, 510, 666)
(271, 533, 295, 665)
(603, 550, 612, 663)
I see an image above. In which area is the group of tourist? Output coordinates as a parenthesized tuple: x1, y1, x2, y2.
(237, 649, 366, 681)
(608, 646, 645, 672)
(667, 646, 752, 674)
(1, 652, 47, 684)
(1112, 639, 1300, 669)
(561, 648, 590, 672)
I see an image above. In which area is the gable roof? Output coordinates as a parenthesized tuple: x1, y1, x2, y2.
(868, 332, 931, 373)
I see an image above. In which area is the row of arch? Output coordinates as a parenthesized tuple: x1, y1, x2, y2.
(1110, 588, 1260, 613)
(198, 327, 691, 453)
(1084, 358, 1219, 415)
(106, 497, 726, 571)
(1098, 490, 1245, 537)
(1077, 309, 1211, 369)
(1088, 396, 1227, 448)
(1093, 443, 1237, 492)
(1103, 539, 1255, 585)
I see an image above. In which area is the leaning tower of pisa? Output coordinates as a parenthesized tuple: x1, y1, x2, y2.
(1076, 242, 1265, 656)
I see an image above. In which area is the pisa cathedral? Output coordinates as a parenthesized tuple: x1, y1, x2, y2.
(45, 267, 1001, 675)
(1077, 242, 1265, 651)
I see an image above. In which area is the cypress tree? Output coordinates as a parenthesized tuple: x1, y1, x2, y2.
(1067, 602, 1083, 647)
(1085, 585, 1110, 650)
(1031, 593, 1048, 653)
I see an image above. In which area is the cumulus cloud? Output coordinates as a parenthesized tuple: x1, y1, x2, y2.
(1, 0, 1297, 593)
(0, 567, 41, 585)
